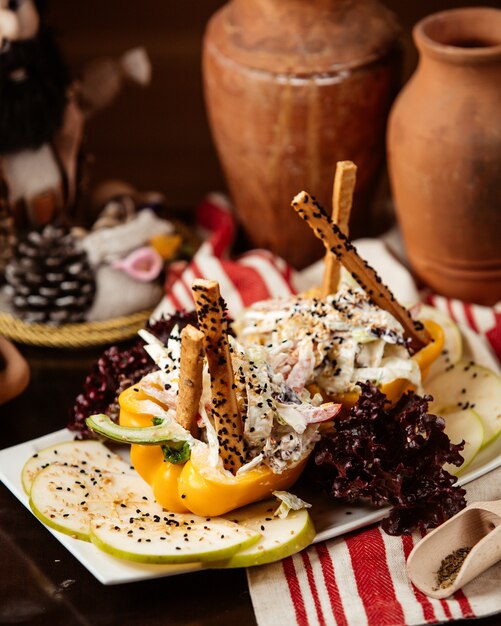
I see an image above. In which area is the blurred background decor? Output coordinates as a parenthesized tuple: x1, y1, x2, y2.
(0, 335, 29, 405)
(203, 0, 401, 269)
(27, 2, 494, 270)
(0, 0, 150, 235)
(0, 0, 71, 256)
(33, 3, 493, 203)
(1, 1, 499, 342)
(0, 0, 199, 345)
(0, 187, 200, 346)
(387, 7, 501, 306)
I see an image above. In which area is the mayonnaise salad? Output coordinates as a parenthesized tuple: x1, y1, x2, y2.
(134, 326, 339, 476)
(233, 284, 423, 398)
(131, 281, 425, 478)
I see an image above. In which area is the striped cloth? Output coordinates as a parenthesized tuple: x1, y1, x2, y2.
(426, 294, 501, 360)
(153, 195, 501, 626)
(153, 194, 296, 321)
(248, 463, 501, 626)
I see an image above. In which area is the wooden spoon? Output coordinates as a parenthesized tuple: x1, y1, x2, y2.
(407, 500, 501, 598)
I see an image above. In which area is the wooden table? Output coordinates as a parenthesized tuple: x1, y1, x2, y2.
(0, 345, 499, 626)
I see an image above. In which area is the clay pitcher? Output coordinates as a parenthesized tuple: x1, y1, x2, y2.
(203, 0, 401, 269)
(387, 7, 501, 305)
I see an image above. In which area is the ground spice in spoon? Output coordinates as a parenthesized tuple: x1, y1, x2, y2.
(434, 547, 472, 590)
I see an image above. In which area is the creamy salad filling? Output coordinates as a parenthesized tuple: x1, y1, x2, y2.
(233, 284, 422, 396)
(132, 284, 423, 477)
(134, 327, 338, 476)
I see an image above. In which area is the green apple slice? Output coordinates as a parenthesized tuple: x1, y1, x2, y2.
(86, 414, 193, 446)
(441, 409, 484, 476)
(426, 361, 501, 447)
(30, 464, 96, 541)
(21, 439, 132, 495)
(29, 464, 162, 541)
(90, 513, 261, 564)
(215, 499, 316, 568)
(417, 305, 462, 382)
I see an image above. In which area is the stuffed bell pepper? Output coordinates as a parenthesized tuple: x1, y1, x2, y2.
(88, 279, 342, 516)
(87, 180, 444, 520)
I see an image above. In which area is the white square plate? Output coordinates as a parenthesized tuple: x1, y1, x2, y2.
(0, 325, 499, 584)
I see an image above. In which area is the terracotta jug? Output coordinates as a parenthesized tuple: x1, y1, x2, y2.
(387, 7, 501, 305)
(203, 0, 401, 269)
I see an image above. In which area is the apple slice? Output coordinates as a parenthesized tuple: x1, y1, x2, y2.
(86, 414, 170, 444)
(30, 464, 96, 541)
(417, 305, 462, 382)
(90, 513, 261, 564)
(215, 499, 316, 568)
(441, 409, 484, 476)
(29, 464, 162, 541)
(21, 439, 132, 495)
(426, 362, 501, 448)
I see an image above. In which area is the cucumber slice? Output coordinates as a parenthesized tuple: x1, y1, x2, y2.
(217, 499, 316, 568)
(426, 362, 501, 447)
(417, 305, 462, 381)
(21, 440, 132, 495)
(29, 465, 162, 541)
(90, 513, 261, 564)
(442, 409, 484, 476)
(86, 414, 189, 446)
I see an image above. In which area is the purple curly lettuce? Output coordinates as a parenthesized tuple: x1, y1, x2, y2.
(309, 383, 467, 535)
(68, 312, 198, 439)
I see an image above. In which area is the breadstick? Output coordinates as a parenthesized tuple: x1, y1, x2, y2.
(176, 324, 204, 437)
(192, 279, 245, 473)
(322, 161, 357, 298)
(291, 192, 430, 352)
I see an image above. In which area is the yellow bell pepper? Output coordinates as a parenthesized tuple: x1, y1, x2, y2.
(119, 318, 444, 516)
(178, 449, 308, 517)
(119, 386, 310, 516)
(118, 386, 164, 428)
(118, 388, 189, 512)
(128, 439, 307, 517)
(410, 320, 445, 380)
(129, 443, 189, 513)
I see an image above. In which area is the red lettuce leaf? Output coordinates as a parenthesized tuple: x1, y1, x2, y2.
(68, 312, 198, 438)
(309, 383, 467, 535)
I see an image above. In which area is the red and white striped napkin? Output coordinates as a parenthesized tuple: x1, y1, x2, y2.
(247, 460, 501, 626)
(153, 194, 297, 320)
(153, 195, 501, 626)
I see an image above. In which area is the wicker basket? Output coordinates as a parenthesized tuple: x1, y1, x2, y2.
(0, 309, 153, 348)
(0, 215, 201, 348)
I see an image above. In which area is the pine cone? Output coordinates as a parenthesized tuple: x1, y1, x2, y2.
(5, 223, 96, 325)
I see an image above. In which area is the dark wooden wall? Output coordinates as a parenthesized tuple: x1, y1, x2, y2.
(47, 1, 496, 216)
